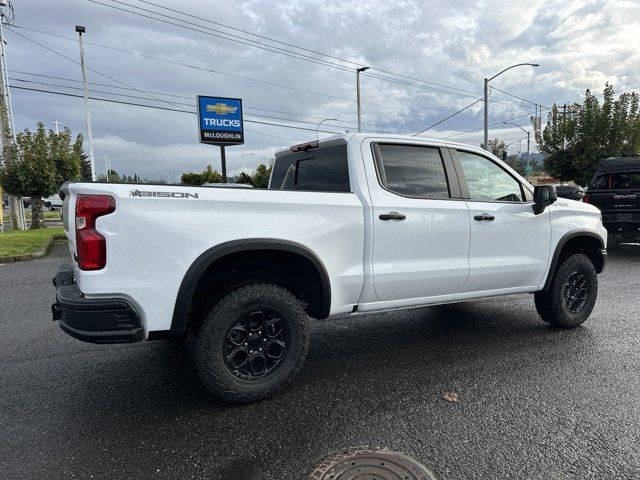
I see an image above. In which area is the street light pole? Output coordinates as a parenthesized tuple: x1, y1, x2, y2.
(503, 121, 532, 180)
(483, 63, 539, 151)
(316, 118, 338, 141)
(76, 25, 96, 181)
(483, 78, 489, 151)
(356, 66, 369, 133)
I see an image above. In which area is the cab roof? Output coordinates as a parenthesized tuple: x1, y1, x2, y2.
(275, 133, 488, 157)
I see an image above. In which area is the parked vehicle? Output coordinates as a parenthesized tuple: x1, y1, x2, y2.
(554, 184, 585, 201)
(52, 134, 607, 403)
(43, 194, 64, 210)
(584, 157, 640, 246)
(1, 194, 30, 208)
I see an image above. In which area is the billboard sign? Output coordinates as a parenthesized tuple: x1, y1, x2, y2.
(197, 96, 244, 145)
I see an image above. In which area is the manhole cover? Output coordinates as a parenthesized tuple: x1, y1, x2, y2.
(309, 446, 437, 480)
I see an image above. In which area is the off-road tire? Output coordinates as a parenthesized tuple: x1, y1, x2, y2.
(193, 283, 309, 404)
(534, 253, 598, 328)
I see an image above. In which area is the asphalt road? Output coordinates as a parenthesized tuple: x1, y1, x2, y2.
(2, 244, 640, 479)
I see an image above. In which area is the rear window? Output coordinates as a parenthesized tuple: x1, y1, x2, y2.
(269, 144, 350, 192)
(590, 172, 640, 190)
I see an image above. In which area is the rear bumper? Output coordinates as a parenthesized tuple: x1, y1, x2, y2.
(52, 264, 144, 344)
(603, 221, 640, 234)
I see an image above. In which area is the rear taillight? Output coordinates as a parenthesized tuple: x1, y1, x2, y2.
(75, 195, 115, 270)
(583, 194, 590, 203)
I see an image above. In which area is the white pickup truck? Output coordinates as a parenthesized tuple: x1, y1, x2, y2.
(52, 133, 607, 403)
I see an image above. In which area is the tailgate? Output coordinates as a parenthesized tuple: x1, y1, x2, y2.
(589, 190, 640, 222)
(588, 171, 640, 220)
(60, 183, 77, 258)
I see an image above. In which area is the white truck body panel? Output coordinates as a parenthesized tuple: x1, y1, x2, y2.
(64, 183, 365, 335)
(59, 133, 607, 339)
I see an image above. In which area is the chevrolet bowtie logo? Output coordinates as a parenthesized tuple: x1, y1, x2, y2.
(206, 103, 237, 115)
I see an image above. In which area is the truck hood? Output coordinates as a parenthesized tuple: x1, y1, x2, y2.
(553, 197, 601, 215)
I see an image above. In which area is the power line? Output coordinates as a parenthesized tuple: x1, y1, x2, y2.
(8, 25, 435, 116)
(10, 23, 542, 117)
(87, 1, 537, 105)
(412, 98, 483, 136)
(439, 109, 546, 140)
(88, 0, 355, 73)
(490, 85, 549, 109)
(134, 0, 519, 100)
(8, 28, 191, 113)
(101, 0, 491, 99)
(8, 70, 397, 130)
(8, 76, 396, 132)
(10, 85, 346, 135)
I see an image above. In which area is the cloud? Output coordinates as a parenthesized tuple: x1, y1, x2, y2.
(6, 0, 640, 175)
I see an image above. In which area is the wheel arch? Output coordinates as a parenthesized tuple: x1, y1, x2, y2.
(170, 239, 331, 336)
(542, 230, 606, 293)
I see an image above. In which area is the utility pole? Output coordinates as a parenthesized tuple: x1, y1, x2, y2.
(356, 66, 369, 133)
(52, 120, 61, 134)
(562, 103, 567, 150)
(76, 26, 96, 181)
(0, 4, 25, 231)
(104, 151, 109, 182)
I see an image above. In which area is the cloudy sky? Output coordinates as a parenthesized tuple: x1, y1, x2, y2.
(5, 0, 640, 180)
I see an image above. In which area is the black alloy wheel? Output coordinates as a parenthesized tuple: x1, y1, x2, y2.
(563, 270, 591, 314)
(224, 309, 289, 380)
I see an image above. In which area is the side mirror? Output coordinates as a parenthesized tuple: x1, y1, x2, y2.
(533, 185, 557, 214)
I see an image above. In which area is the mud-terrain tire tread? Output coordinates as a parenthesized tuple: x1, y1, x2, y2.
(534, 253, 598, 328)
(194, 283, 309, 404)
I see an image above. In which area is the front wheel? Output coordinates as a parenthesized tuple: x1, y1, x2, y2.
(193, 283, 309, 404)
(534, 253, 598, 328)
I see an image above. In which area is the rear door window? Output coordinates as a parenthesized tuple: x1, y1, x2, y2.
(374, 144, 450, 199)
(270, 144, 350, 192)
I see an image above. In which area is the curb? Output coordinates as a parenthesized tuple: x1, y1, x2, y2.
(0, 235, 66, 264)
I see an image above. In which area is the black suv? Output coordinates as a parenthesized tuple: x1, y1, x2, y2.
(585, 157, 640, 245)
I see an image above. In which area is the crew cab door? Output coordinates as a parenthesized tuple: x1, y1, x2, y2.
(451, 149, 551, 292)
(364, 141, 470, 301)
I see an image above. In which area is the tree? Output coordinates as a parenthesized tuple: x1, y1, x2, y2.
(181, 164, 223, 185)
(0, 123, 59, 228)
(252, 164, 271, 188)
(50, 127, 81, 188)
(1, 123, 83, 228)
(480, 138, 507, 159)
(536, 85, 640, 184)
(232, 164, 272, 188)
(74, 134, 92, 182)
(235, 172, 253, 185)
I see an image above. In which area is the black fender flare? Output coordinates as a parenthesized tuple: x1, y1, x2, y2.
(541, 230, 606, 292)
(169, 239, 331, 336)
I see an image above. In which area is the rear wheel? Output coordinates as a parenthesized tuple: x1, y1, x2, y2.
(193, 283, 309, 404)
(534, 253, 598, 328)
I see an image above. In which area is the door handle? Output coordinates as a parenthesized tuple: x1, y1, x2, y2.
(473, 214, 495, 222)
(379, 212, 406, 221)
